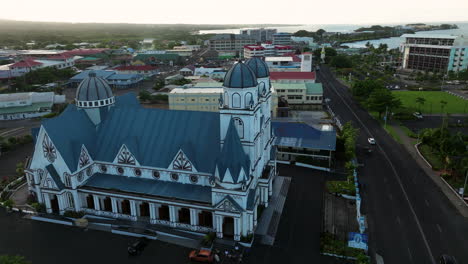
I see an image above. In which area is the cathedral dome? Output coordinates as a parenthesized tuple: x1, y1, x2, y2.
(76, 71, 115, 108)
(245, 57, 269, 78)
(223, 61, 258, 88)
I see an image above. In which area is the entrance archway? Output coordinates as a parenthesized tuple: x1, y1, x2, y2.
(50, 195, 59, 213)
(198, 211, 213, 228)
(103, 197, 112, 212)
(86, 195, 94, 209)
(121, 200, 131, 215)
(178, 208, 190, 224)
(140, 202, 150, 217)
(159, 205, 170, 221)
(222, 217, 234, 238)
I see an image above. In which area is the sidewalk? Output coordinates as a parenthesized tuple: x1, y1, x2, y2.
(389, 122, 468, 217)
(255, 176, 291, 245)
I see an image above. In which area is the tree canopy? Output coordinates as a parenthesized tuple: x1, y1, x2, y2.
(366, 88, 401, 118)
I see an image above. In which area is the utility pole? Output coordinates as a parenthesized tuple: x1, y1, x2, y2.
(384, 106, 388, 128)
(462, 169, 468, 198)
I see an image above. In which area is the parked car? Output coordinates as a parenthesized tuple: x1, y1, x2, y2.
(128, 237, 149, 256)
(368, 138, 376, 145)
(189, 249, 214, 263)
(413, 112, 423, 119)
(439, 255, 458, 264)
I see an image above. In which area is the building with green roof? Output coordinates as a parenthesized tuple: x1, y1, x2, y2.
(273, 82, 323, 109)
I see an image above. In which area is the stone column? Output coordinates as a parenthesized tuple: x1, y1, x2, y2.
(234, 217, 241, 241)
(216, 215, 223, 238)
(111, 198, 118, 216)
(130, 200, 137, 221)
(253, 205, 258, 227)
(249, 213, 254, 232)
(169, 205, 177, 227)
(263, 187, 269, 207)
(150, 203, 161, 224)
(44, 193, 52, 213)
(57, 195, 66, 215)
(72, 192, 81, 212)
(93, 195, 101, 214)
(190, 208, 198, 230)
(268, 179, 273, 197)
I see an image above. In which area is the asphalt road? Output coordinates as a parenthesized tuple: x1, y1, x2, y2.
(0, 207, 192, 264)
(245, 164, 344, 264)
(318, 66, 468, 264)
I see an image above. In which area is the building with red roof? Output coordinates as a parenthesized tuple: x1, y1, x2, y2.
(114, 65, 158, 77)
(269, 72, 316, 83)
(243, 43, 294, 59)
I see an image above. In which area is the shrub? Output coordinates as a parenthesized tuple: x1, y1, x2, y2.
(41, 112, 58, 119)
(240, 233, 254, 243)
(2, 199, 14, 208)
(31, 203, 46, 213)
(63, 210, 85, 218)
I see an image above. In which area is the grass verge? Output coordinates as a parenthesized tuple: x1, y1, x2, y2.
(418, 144, 444, 170)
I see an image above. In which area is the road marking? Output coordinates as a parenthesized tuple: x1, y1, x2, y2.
(407, 247, 414, 263)
(320, 70, 436, 264)
(436, 224, 442, 233)
(0, 127, 24, 137)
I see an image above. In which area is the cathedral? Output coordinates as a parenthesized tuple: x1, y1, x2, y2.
(25, 57, 276, 241)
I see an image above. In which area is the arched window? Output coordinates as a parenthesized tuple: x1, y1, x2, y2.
(64, 173, 71, 187)
(233, 118, 244, 138)
(224, 92, 229, 106)
(232, 93, 241, 108)
(245, 92, 253, 108)
(66, 192, 74, 209)
(258, 82, 266, 96)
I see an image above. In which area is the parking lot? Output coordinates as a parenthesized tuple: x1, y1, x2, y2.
(400, 115, 468, 134)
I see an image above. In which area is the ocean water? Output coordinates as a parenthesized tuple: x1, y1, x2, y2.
(198, 22, 468, 49)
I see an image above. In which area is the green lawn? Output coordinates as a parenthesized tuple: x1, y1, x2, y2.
(392, 91, 468, 114)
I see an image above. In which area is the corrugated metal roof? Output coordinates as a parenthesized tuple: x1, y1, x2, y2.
(216, 120, 250, 183)
(46, 164, 65, 190)
(83, 173, 212, 204)
(0, 102, 53, 114)
(305, 83, 323, 94)
(245, 57, 270, 78)
(42, 93, 222, 173)
(272, 122, 336, 151)
(223, 62, 258, 89)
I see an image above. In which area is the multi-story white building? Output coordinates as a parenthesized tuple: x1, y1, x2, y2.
(243, 44, 294, 59)
(272, 33, 292, 46)
(208, 34, 256, 53)
(240, 28, 277, 42)
(401, 34, 468, 72)
(25, 59, 276, 241)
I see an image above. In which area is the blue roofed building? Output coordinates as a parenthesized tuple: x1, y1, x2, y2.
(68, 70, 143, 89)
(25, 61, 276, 241)
(272, 121, 336, 170)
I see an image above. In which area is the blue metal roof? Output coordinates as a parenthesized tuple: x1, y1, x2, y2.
(76, 72, 114, 101)
(84, 173, 212, 204)
(245, 57, 270, 78)
(70, 70, 115, 82)
(216, 120, 250, 183)
(42, 93, 222, 173)
(223, 62, 258, 88)
(46, 164, 65, 190)
(272, 122, 336, 151)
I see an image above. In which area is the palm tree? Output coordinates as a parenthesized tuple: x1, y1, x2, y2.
(415, 97, 426, 112)
(440, 100, 448, 114)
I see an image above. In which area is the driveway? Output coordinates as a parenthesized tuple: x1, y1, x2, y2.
(245, 164, 343, 264)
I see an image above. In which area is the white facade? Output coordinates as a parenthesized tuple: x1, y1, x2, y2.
(0, 92, 65, 120)
(26, 68, 276, 241)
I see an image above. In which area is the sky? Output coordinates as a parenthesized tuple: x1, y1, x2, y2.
(1, 0, 468, 25)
